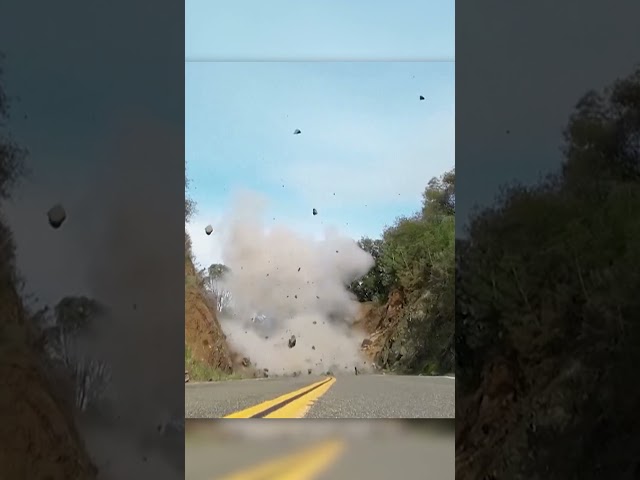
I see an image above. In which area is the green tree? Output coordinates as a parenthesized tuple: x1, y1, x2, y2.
(422, 168, 455, 218)
(54, 296, 104, 332)
(208, 263, 230, 280)
(41, 297, 111, 412)
(185, 163, 196, 223)
(456, 67, 640, 479)
(349, 237, 389, 302)
(0, 58, 26, 281)
(0, 59, 26, 201)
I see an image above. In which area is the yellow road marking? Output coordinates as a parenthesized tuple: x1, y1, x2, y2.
(223, 377, 336, 419)
(213, 438, 346, 480)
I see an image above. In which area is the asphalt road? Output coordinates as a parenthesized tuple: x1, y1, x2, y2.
(185, 423, 454, 480)
(185, 374, 455, 418)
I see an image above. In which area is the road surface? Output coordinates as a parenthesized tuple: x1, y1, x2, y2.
(185, 374, 455, 418)
(185, 421, 454, 479)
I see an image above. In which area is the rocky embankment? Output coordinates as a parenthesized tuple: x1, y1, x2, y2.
(355, 290, 454, 375)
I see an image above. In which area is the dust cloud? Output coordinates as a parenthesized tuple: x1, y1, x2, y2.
(214, 191, 375, 375)
(74, 120, 184, 479)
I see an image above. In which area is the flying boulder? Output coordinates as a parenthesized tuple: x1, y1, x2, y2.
(205, 225, 213, 235)
(293, 129, 301, 135)
(47, 204, 66, 229)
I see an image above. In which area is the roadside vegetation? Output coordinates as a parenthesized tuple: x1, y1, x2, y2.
(456, 68, 640, 479)
(184, 170, 243, 382)
(348, 168, 455, 375)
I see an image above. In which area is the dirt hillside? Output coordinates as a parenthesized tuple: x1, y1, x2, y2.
(0, 271, 96, 478)
(184, 254, 234, 375)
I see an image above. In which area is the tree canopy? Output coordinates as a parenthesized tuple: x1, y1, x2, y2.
(348, 168, 455, 374)
(456, 67, 640, 479)
(350, 168, 455, 306)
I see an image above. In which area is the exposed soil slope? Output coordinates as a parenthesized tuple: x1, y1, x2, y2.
(184, 255, 234, 375)
(354, 290, 454, 374)
(0, 270, 96, 478)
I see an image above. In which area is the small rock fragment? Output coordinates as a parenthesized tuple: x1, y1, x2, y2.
(288, 335, 296, 348)
(312, 208, 317, 215)
(205, 225, 213, 235)
(419, 95, 425, 100)
(293, 129, 301, 135)
(47, 204, 67, 229)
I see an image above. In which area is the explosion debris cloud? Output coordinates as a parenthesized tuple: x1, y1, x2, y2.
(214, 191, 374, 375)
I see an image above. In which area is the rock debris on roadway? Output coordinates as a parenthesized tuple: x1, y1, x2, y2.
(47, 204, 66, 229)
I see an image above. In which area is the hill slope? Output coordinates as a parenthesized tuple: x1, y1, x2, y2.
(184, 238, 234, 380)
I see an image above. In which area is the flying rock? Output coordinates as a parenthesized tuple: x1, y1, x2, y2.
(47, 204, 66, 229)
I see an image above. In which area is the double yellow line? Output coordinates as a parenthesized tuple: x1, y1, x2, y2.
(214, 438, 346, 480)
(224, 377, 336, 419)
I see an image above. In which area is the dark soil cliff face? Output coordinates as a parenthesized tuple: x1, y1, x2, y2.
(0, 241, 97, 478)
(184, 251, 234, 375)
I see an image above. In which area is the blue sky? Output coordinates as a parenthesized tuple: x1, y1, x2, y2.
(186, 62, 454, 266)
(185, 1, 455, 267)
(186, 0, 454, 61)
